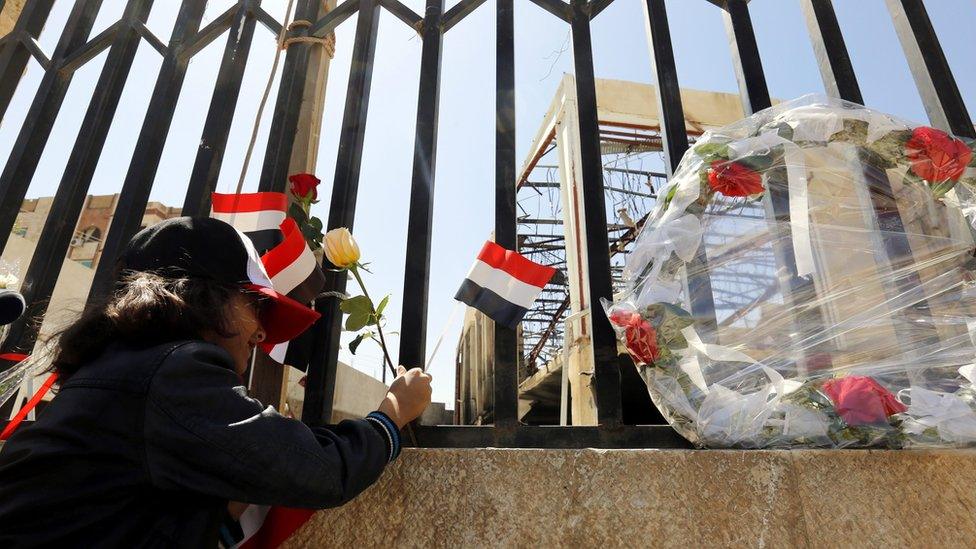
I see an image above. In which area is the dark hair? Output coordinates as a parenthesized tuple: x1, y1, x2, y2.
(50, 271, 254, 381)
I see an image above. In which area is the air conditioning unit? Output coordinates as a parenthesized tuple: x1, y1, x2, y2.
(69, 236, 85, 247)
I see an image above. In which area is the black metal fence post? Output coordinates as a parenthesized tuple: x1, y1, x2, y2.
(800, 0, 863, 104)
(721, 0, 838, 374)
(2, 0, 155, 356)
(0, 0, 103, 262)
(569, 0, 622, 426)
(885, 0, 974, 138)
(492, 0, 519, 428)
(642, 0, 718, 341)
(641, 0, 686, 176)
(90, 0, 209, 301)
(0, 0, 56, 121)
(303, 0, 378, 427)
(722, 0, 771, 115)
(181, 0, 262, 216)
(399, 0, 443, 371)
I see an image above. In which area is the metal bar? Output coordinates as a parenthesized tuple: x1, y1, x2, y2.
(410, 424, 691, 448)
(528, 0, 572, 22)
(60, 20, 122, 75)
(723, 0, 838, 373)
(20, 33, 51, 70)
(641, 0, 687, 176)
(258, 0, 317, 193)
(181, 0, 261, 216)
(89, 0, 209, 301)
(569, 0, 622, 426)
(722, 0, 771, 115)
(859, 157, 941, 366)
(0, 0, 55, 121)
(378, 0, 422, 32)
(134, 19, 167, 56)
(492, 0, 519, 427)
(587, 0, 614, 20)
(643, 0, 718, 339)
(178, 4, 236, 60)
(254, 7, 283, 35)
(398, 0, 443, 370)
(800, 0, 863, 104)
(0, 0, 104, 265)
(885, 0, 974, 138)
(303, 0, 381, 427)
(310, 0, 360, 38)
(441, 0, 486, 33)
(2, 0, 156, 356)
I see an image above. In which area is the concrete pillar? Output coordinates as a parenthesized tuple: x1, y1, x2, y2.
(288, 0, 338, 174)
(0, 1, 27, 36)
(553, 75, 598, 426)
(252, 0, 338, 410)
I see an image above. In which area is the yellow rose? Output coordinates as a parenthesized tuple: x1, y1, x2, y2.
(323, 227, 360, 268)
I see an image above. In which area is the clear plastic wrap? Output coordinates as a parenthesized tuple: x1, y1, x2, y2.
(604, 95, 976, 449)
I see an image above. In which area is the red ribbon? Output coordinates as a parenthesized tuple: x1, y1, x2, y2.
(1, 368, 56, 441)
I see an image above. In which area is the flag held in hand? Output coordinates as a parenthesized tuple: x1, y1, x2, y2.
(455, 241, 557, 328)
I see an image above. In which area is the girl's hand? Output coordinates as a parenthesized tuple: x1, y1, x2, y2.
(377, 366, 432, 428)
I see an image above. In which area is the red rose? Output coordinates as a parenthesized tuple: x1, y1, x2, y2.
(609, 309, 659, 365)
(289, 173, 320, 201)
(707, 160, 764, 197)
(906, 126, 972, 183)
(821, 376, 906, 426)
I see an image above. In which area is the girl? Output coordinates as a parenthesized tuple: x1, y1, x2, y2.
(0, 217, 432, 547)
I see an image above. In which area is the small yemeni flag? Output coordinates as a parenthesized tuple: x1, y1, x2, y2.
(209, 192, 325, 367)
(211, 192, 288, 255)
(455, 241, 557, 328)
(261, 218, 325, 363)
(209, 196, 323, 548)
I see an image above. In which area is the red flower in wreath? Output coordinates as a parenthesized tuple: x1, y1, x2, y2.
(707, 160, 764, 197)
(289, 173, 321, 201)
(822, 376, 906, 426)
(609, 309, 660, 365)
(905, 126, 972, 183)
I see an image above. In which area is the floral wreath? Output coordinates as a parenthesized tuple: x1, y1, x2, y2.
(606, 96, 976, 449)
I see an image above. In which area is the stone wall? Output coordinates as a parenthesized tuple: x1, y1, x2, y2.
(286, 448, 976, 548)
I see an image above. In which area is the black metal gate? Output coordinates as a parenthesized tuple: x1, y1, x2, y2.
(0, 0, 971, 448)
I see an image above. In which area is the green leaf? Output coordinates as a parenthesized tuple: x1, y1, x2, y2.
(345, 311, 370, 331)
(309, 216, 324, 232)
(341, 295, 374, 331)
(376, 295, 390, 317)
(661, 184, 679, 212)
(693, 142, 730, 163)
(645, 303, 695, 350)
(340, 295, 372, 316)
(828, 119, 868, 145)
(349, 333, 367, 355)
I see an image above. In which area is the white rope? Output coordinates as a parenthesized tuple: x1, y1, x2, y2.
(234, 0, 297, 195)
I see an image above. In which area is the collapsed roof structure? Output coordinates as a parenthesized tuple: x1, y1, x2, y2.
(456, 76, 753, 425)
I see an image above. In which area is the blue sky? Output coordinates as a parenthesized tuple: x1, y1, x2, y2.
(1, 0, 974, 406)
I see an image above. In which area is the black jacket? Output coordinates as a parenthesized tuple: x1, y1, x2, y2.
(0, 341, 392, 548)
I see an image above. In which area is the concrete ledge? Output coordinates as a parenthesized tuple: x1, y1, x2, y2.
(285, 448, 976, 548)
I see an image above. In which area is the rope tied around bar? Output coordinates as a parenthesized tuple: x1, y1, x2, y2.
(282, 20, 336, 59)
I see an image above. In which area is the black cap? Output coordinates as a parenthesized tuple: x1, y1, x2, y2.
(120, 217, 319, 346)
